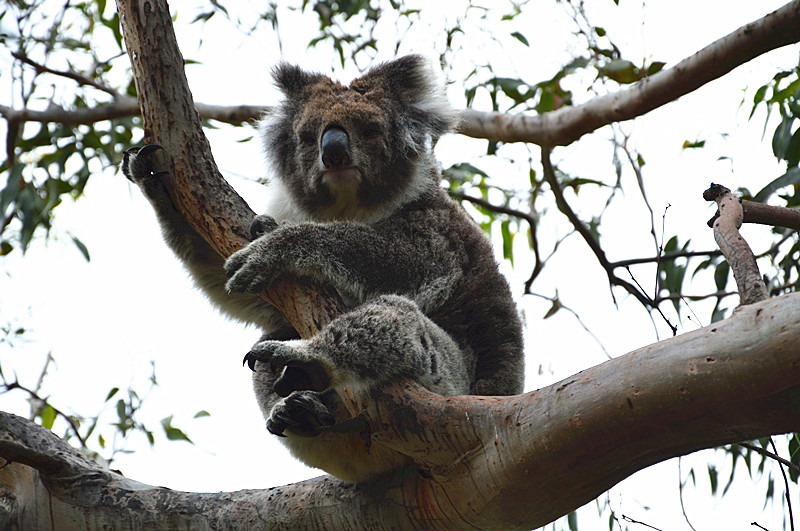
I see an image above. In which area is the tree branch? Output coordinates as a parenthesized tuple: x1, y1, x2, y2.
(2, 293, 799, 528)
(3, 3, 799, 148)
(11, 51, 120, 97)
(541, 147, 656, 309)
(449, 190, 544, 287)
(458, 0, 800, 147)
(704, 184, 770, 305)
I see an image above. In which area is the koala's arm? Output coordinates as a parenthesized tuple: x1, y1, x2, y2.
(224, 216, 460, 308)
(121, 146, 288, 331)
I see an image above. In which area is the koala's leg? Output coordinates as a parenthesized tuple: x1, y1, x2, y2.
(121, 146, 288, 330)
(244, 294, 471, 398)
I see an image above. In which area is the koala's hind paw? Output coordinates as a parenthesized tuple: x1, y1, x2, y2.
(244, 341, 331, 397)
(121, 144, 167, 184)
(267, 392, 335, 438)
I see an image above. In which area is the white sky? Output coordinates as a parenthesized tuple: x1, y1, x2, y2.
(0, 1, 798, 529)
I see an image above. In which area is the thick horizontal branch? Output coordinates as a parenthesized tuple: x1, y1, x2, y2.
(0, 99, 268, 126)
(4, 2, 799, 149)
(2, 293, 799, 529)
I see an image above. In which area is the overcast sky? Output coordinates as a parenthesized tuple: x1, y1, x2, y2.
(1, 1, 798, 529)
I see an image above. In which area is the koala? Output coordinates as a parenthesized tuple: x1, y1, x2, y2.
(122, 55, 524, 483)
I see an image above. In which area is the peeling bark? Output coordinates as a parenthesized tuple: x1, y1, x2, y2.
(704, 183, 770, 305)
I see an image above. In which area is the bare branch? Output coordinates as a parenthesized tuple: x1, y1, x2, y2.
(11, 51, 119, 97)
(457, 1, 800, 147)
(704, 184, 769, 305)
(610, 249, 723, 269)
(450, 190, 544, 286)
(738, 442, 800, 474)
(4, 3, 799, 150)
(3, 293, 800, 528)
(541, 147, 656, 309)
(0, 100, 268, 127)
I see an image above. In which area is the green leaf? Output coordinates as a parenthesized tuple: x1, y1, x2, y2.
(71, 236, 91, 261)
(753, 167, 800, 203)
(646, 61, 666, 76)
(750, 84, 769, 119)
(599, 59, 640, 84)
(501, 219, 514, 265)
(510, 31, 528, 46)
(161, 415, 193, 443)
(682, 139, 705, 149)
(194, 410, 211, 418)
(594, 26, 606, 37)
(116, 399, 126, 422)
(40, 405, 56, 430)
(567, 510, 578, 531)
(105, 387, 119, 401)
(772, 115, 795, 160)
(714, 261, 729, 291)
(789, 433, 800, 483)
(708, 464, 718, 495)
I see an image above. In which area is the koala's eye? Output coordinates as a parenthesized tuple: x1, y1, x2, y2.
(298, 131, 316, 146)
(362, 124, 382, 140)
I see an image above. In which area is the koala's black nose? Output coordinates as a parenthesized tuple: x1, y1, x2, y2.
(321, 127, 352, 169)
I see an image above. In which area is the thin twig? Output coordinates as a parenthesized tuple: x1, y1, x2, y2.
(610, 249, 723, 269)
(770, 438, 795, 531)
(678, 457, 699, 531)
(738, 442, 800, 475)
(539, 147, 679, 328)
(11, 51, 119, 97)
(2, 380, 87, 448)
(450, 190, 544, 287)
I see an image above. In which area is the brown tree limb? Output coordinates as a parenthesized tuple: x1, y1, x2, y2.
(704, 184, 770, 305)
(4, 2, 799, 147)
(2, 293, 800, 528)
(458, 0, 800, 147)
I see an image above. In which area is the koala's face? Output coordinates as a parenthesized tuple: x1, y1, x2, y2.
(262, 55, 455, 221)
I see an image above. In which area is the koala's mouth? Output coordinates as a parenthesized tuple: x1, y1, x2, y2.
(321, 167, 361, 192)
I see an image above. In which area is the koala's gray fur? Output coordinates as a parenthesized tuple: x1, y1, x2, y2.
(122, 55, 524, 483)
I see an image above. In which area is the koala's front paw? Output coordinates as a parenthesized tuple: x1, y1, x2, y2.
(224, 238, 282, 294)
(249, 214, 279, 240)
(267, 392, 335, 438)
(121, 144, 167, 184)
(244, 340, 331, 397)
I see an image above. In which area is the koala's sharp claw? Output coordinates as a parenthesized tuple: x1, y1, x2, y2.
(266, 419, 286, 437)
(137, 143, 164, 156)
(274, 412, 301, 427)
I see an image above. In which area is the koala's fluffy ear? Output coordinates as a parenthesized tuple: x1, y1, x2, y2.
(357, 55, 457, 141)
(272, 62, 326, 97)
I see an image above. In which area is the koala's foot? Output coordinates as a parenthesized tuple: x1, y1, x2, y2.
(267, 392, 335, 438)
(244, 340, 331, 397)
(249, 214, 279, 240)
(121, 144, 167, 184)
